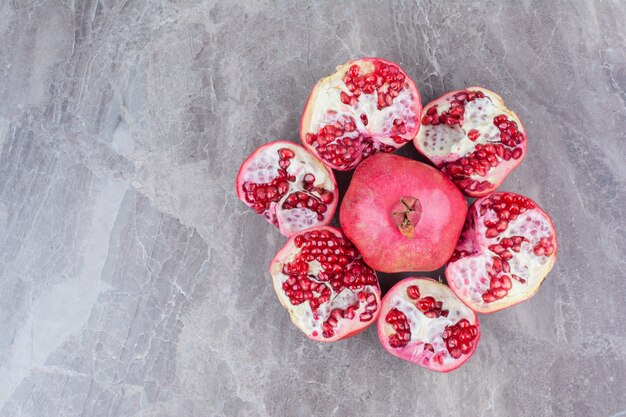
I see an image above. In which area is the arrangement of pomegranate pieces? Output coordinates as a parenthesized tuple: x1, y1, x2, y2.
(377, 278, 480, 372)
(236, 141, 338, 236)
(413, 87, 527, 197)
(269, 227, 381, 342)
(236, 57, 559, 373)
(340, 153, 467, 272)
(446, 192, 558, 313)
(300, 58, 422, 171)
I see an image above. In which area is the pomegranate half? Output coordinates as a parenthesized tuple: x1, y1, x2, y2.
(378, 277, 480, 372)
(446, 192, 558, 313)
(269, 226, 381, 342)
(340, 153, 468, 272)
(236, 141, 338, 236)
(300, 57, 422, 171)
(413, 87, 528, 197)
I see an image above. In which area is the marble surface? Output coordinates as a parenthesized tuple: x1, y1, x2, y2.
(1, 0, 625, 416)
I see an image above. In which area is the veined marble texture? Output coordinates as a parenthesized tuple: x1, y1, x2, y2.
(0, 0, 624, 416)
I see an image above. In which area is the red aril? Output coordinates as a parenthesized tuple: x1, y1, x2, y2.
(269, 226, 381, 342)
(300, 57, 422, 171)
(340, 153, 467, 272)
(377, 277, 480, 372)
(413, 87, 528, 197)
(446, 192, 558, 313)
(236, 141, 338, 236)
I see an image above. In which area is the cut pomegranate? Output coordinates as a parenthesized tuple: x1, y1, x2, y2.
(340, 153, 467, 272)
(446, 192, 558, 313)
(300, 57, 422, 171)
(236, 141, 338, 236)
(413, 87, 528, 197)
(377, 277, 480, 372)
(269, 226, 381, 342)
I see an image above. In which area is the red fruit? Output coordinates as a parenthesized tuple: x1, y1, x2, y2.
(236, 141, 338, 236)
(446, 192, 558, 313)
(377, 277, 480, 372)
(340, 153, 468, 272)
(413, 87, 528, 197)
(269, 226, 381, 342)
(300, 57, 422, 171)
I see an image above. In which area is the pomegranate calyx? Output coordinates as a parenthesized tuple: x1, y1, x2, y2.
(391, 196, 422, 238)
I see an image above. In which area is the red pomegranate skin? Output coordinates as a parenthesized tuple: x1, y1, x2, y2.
(340, 153, 468, 272)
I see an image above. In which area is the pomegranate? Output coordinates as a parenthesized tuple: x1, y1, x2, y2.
(236, 141, 338, 236)
(269, 226, 381, 342)
(446, 192, 558, 313)
(340, 153, 468, 272)
(300, 57, 422, 171)
(377, 277, 480, 372)
(413, 87, 528, 197)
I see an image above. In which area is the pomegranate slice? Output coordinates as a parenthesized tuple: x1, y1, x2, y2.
(340, 153, 468, 272)
(377, 277, 480, 372)
(300, 57, 422, 171)
(446, 192, 558, 313)
(236, 141, 338, 236)
(413, 87, 528, 197)
(269, 226, 381, 342)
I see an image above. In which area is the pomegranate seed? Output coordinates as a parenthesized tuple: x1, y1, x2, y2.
(278, 148, 295, 159)
(482, 293, 496, 303)
(486, 228, 499, 238)
(467, 129, 480, 141)
(417, 296, 435, 312)
(386, 308, 411, 348)
(443, 319, 478, 359)
(501, 275, 512, 290)
(406, 285, 420, 299)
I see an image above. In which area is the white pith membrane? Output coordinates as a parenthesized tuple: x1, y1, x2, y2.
(379, 279, 478, 371)
(269, 228, 380, 342)
(414, 88, 526, 194)
(447, 196, 557, 313)
(301, 60, 420, 169)
(238, 142, 336, 235)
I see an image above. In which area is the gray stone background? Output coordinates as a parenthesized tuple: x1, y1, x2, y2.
(0, 0, 624, 416)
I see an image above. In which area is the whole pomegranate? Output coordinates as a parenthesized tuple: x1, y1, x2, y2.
(413, 87, 527, 197)
(300, 57, 422, 171)
(446, 192, 557, 313)
(236, 141, 338, 236)
(378, 277, 480, 372)
(269, 226, 381, 342)
(340, 153, 468, 272)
